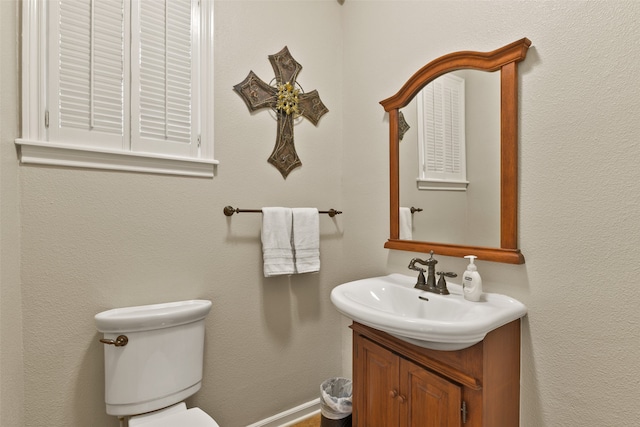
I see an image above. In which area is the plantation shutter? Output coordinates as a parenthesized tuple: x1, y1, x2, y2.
(130, 0, 200, 158)
(418, 74, 467, 190)
(48, 0, 126, 150)
(20, 0, 215, 176)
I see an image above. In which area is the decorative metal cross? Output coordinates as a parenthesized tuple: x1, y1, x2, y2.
(233, 47, 329, 178)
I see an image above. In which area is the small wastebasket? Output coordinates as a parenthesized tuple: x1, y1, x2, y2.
(320, 377, 352, 427)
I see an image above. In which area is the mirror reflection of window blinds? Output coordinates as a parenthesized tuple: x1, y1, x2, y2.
(424, 76, 463, 174)
(418, 74, 467, 190)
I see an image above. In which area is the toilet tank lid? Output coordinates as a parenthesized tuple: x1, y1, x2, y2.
(95, 300, 212, 333)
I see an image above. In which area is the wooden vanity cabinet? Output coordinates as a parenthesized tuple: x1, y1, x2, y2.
(351, 320, 521, 427)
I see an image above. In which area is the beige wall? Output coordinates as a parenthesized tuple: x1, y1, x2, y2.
(1, 0, 25, 425)
(2, 1, 640, 426)
(342, 1, 640, 426)
(8, 1, 345, 426)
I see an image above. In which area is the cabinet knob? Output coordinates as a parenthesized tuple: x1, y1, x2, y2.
(389, 389, 406, 403)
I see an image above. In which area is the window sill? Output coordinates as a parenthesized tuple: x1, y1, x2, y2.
(15, 139, 218, 178)
(417, 178, 469, 191)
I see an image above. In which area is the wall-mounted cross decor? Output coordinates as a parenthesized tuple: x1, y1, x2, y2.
(233, 47, 329, 178)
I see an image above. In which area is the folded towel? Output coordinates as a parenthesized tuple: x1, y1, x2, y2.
(399, 207, 412, 240)
(261, 207, 295, 277)
(292, 208, 320, 274)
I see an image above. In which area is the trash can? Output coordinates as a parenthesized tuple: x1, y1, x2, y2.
(320, 377, 352, 427)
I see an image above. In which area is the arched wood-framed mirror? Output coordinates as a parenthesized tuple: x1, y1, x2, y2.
(380, 38, 531, 264)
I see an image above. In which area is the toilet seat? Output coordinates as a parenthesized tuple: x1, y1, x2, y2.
(129, 403, 219, 427)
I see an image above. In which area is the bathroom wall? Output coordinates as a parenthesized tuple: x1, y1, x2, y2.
(341, 1, 640, 426)
(3, 1, 640, 427)
(0, 1, 24, 426)
(5, 1, 345, 426)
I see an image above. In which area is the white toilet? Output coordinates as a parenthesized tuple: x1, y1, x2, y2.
(95, 299, 219, 426)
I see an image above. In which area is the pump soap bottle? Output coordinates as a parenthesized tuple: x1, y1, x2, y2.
(462, 255, 482, 302)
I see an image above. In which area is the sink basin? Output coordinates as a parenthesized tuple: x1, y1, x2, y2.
(330, 273, 527, 351)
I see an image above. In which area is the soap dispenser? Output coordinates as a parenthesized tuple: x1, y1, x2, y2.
(462, 255, 482, 302)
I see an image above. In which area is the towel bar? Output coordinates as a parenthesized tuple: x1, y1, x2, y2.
(223, 206, 342, 218)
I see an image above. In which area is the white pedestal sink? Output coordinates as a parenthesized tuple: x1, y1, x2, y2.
(330, 273, 527, 351)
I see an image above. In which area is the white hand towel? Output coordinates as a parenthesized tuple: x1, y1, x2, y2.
(292, 208, 320, 274)
(399, 207, 412, 240)
(261, 207, 295, 277)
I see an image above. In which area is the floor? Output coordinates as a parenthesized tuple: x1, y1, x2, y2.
(291, 413, 321, 427)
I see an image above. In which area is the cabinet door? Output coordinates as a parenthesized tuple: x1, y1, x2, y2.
(399, 358, 462, 427)
(354, 336, 400, 427)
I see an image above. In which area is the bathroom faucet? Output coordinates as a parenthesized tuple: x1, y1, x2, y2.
(408, 251, 438, 292)
(408, 251, 456, 295)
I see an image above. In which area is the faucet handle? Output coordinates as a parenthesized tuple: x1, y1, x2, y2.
(435, 271, 457, 295)
(437, 271, 457, 278)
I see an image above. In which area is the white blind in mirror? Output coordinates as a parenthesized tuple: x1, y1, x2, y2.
(417, 74, 468, 191)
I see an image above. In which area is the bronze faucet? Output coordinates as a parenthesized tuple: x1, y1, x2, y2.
(408, 251, 457, 295)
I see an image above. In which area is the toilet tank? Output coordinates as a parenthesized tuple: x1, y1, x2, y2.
(95, 300, 212, 416)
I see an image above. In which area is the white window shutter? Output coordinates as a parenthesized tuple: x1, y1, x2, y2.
(443, 84, 462, 174)
(424, 81, 442, 174)
(48, 0, 126, 150)
(417, 74, 467, 190)
(18, 0, 216, 176)
(130, 0, 200, 158)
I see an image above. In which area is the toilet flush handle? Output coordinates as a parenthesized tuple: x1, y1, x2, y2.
(99, 335, 128, 347)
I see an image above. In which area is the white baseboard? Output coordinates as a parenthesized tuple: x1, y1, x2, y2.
(245, 398, 321, 427)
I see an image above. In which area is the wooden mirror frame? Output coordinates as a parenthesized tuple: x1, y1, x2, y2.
(380, 38, 531, 264)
